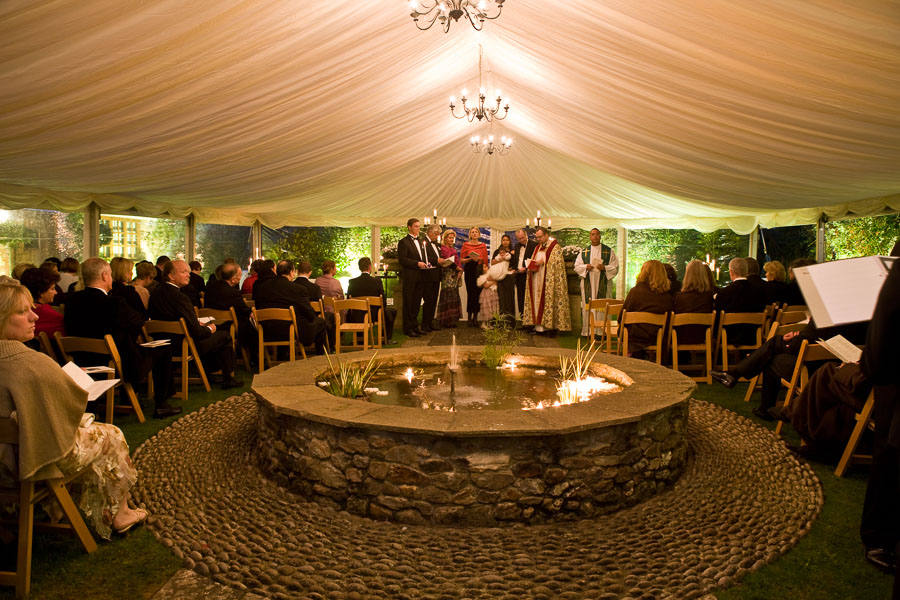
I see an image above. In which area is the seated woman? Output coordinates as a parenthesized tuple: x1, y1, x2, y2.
(621, 260, 673, 360)
(110, 257, 148, 319)
(673, 259, 715, 345)
(131, 260, 157, 311)
(0, 277, 147, 539)
(19, 267, 65, 339)
(316, 260, 345, 311)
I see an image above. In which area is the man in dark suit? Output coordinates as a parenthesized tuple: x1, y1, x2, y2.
(397, 218, 430, 337)
(347, 257, 398, 345)
(744, 257, 771, 303)
(294, 261, 322, 301)
(254, 260, 329, 354)
(714, 257, 768, 346)
(513, 228, 538, 318)
(154, 255, 170, 283)
(420, 224, 443, 332)
(180, 260, 206, 307)
(149, 259, 243, 389)
(204, 263, 258, 360)
(64, 257, 179, 418)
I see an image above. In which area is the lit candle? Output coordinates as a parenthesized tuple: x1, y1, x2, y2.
(433, 208, 438, 218)
(547, 219, 552, 228)
(526, 218, 530, 227)
(537, 210, 541, 219)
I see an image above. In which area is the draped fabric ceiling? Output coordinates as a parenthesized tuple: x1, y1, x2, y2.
(1, 0, 899, 233)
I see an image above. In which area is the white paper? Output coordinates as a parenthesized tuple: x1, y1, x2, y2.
(140, 340, 171, 348)
(591, 257, 604, 267)
(817, 335, 863, 364)
(795, 256, 895, 327)
(197, 316, 215, 325)
(83, 366, 115, 374)
(62, 361, 120, 402)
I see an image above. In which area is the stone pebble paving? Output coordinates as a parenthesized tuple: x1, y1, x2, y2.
(133, 393, 822, 600)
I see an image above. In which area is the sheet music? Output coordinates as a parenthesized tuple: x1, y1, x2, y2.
(817, 335, 862, 364)
(796, 256, 893, 327)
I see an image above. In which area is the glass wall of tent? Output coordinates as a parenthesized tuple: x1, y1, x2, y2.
(98, 213, 186, 264)
(0, 208, 83, 275)
(261, 225, 371, 281)
(195, 222, 252, 280)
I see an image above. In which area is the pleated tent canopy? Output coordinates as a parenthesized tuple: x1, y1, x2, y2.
(1, 0, 899, 233)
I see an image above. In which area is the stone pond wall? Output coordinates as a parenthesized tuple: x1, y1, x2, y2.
(256, 401, 689, 526)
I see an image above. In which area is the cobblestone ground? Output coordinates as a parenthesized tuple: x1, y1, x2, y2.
(133, 394, 823, 600)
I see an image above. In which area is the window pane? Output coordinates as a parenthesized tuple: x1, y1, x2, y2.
(262, 225, 371, 280)
(825, 215, 900, 260)
(99, 214, 185, 262)
(0, 208, 83, 276)
(195, 223, 252, 280)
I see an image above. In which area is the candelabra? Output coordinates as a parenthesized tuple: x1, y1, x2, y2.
(470, 134, 511, 156)
(409, 0, 506, 33)
(450, 45, 509, 122)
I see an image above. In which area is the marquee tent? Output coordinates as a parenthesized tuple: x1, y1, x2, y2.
(1, 0, 898, 233)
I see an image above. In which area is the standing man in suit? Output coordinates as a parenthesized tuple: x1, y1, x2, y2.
(254, 260, 329, 355)
(294, 261, 322, 301)
(348, 257, 398, 345)
(397, 218, 431, 337)
(513, 228, 538, 319)
(204, 263, 258, 362)
(714, 257, 768, 346)
(149, 259, 243, 390)
(65, 257, 180, 418)
(420, 224, 443, 333)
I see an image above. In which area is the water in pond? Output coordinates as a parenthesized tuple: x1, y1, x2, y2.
(364, 363, 621, 411)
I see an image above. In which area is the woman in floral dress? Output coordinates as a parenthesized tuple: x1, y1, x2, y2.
(436, 229, 463, 328)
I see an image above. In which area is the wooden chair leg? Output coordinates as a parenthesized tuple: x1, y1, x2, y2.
(743, 374, 760, 402)
(104, 387, 115, 424)
(16, 481, 35, 599)
(835, 392, 875, 477)
(123, 384, 145, 423)
(46, 480, 96, 553)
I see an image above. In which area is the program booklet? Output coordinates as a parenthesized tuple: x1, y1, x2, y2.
(794, 256, 896, 328)
(816, 334, 863, 364)
(62, 361, 120, 401)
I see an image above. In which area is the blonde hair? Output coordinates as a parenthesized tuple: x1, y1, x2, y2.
(12, 263, 35, 280)
(636, 260, 671, 294)
(682, 260, 712, 294)
(441, 229, 456, 245)
(0, 278, 34, 338)
(110, 257, 135, 284)
(764, 260, 786, 282)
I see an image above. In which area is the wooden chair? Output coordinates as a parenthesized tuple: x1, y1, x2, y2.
(332, 299, 370, 354)
(253, 307, 296, 373)
(670, 312, 716, 383)
(742, 320, 808, 403)
(54, 333, 146, 424)
(37, 331, 61, 365)
(0, 418, 97, 599)
(243, 298, 255, 310)
(602, 302, 624, 355)
(774, 308, 808, 326)
(143, 319, 200, 401)
(351, 296, 385, 348)
(620, 310, 669, 364)
(716, 311, 765, 372)
(774, 340, 844, 436)
(835, 388, 875, 477)
(586, 298, 619, 340)
(309, 300, 324, 318)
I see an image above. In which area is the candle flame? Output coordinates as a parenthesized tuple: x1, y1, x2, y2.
(404, 368, 414, 383)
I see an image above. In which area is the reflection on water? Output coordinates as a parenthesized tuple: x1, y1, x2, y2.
(364, 363, 621, 411)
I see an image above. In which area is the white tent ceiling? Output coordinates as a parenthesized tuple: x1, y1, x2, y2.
(0, 0, 899, 233)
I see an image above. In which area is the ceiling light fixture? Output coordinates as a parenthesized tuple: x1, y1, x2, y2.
(409, 0, 506, 33)
(450, 45, 509, 122)
(470, 133, 512, 156)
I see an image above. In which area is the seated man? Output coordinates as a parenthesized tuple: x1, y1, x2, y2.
(149, 259, 243, 390)
(254, 259, 329, 355)
(64, 257, 180, 418)
(294, 261, 322, 301)
(714, 257, 768, 347)
(347, 257, 398, 345)
(204, 262, 258, 361)
(711, 318, 868, 421)
(180, 260, 206, 307)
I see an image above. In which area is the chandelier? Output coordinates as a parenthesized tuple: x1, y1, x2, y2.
(470, 133, 512, 156)
(409, 0, 506, 33)
(450, 45, 509, 122)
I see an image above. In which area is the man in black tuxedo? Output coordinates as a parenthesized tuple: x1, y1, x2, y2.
(149, 259, 243, 389)
(744, 257, 771, 303)
(204, 263, 257, 360)
(714, 257, 768, 346)
(347, 257, 398, 345)
(420, 224, 443, 332)
(254, 260, 329, 354)
(397, 218, 431, 337)
(513, 228, 538, 317)
(154, 255, 170, 283)
(64, 257, 180, 418)
(293, 261, 322, 301)
(181, 260, 206, 307)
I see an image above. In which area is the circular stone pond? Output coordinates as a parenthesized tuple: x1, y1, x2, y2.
(253, 346, 695, 526)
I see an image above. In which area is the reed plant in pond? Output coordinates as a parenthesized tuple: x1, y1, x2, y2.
(321, 351, 380, 398)
(480, 315, 524, 369)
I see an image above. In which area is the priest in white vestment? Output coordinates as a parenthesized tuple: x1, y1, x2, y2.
(574, 228, 619, 337)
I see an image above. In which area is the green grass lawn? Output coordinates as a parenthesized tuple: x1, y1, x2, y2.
(3, 334, 895, 599)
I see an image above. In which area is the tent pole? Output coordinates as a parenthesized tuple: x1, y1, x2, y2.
(250, 220, 262, 260)
(816, 214, 826, 263)
(83, 202, 100, 259)
(616, 225, 626, 299)
(748, 225, 758, 259)
(370, 226, 381, 268)
(184, 213, 195, 262)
